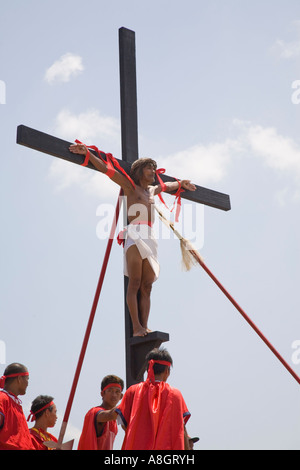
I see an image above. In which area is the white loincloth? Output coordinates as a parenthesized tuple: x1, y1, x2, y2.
(123, 223, 160, 281)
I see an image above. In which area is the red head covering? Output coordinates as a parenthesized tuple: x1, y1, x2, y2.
(27, 401, 54, 422)
(102, 383, 123, 393)
(0, 372, 29, 389)
(146, 360, 172, 384)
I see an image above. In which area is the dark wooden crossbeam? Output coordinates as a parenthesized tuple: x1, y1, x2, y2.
(16, 124, 231, 211)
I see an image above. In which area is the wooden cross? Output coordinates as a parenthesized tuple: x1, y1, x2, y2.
(16, 27, 231, 388)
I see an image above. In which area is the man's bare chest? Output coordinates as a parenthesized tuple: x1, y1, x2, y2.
(128, 186, 155, 207)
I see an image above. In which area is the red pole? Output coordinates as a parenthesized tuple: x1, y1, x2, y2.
(58, 191, 123, 444)
(191, 250, 300, 386)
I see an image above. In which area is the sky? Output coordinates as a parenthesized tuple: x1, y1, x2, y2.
(1, 0, 300, 450)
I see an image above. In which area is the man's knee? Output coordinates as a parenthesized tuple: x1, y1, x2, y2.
(127, 278, 141, 293)
(140, 281, 153, 297)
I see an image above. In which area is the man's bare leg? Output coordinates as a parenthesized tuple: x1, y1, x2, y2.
(126, 245, 148, 337)
(139, 259, 156, 333)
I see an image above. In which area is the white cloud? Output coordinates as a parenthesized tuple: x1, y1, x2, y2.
(246, 125, 300, 174)
(160, 120, 300, 207)
(158, 121, 300, 187)
(48, 158, 119, 201)
(53, 108, 120, 143)
(234, 120, 300, 179)
(159, 139, 241, 185)
(273, 21, 300, 59)
(48, 108, 121, 200)
(234, 120, 300, 206)
(45, 53, 84, 84)
(274, 39, 300, 59)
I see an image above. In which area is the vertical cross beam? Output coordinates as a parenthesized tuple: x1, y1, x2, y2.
(119, 27, 138, 385)
(119, 27, 169, 387)
(119, 27, 139, 163)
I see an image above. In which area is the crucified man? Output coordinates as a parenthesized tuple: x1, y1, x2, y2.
(69, 143, 196, 336)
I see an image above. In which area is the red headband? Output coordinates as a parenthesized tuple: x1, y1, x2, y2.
(147, 359, 172, 384)
(0, 372, 29, 389)
(102, 383, 122, 393)
(27, 401, 54, 422)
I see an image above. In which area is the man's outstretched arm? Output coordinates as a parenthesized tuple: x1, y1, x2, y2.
(69, 143, 135, 194)
(96, 407, 119, 423)
(154, 179, 196, 195)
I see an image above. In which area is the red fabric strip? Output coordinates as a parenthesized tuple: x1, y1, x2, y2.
(156, 169, 185, 223)
(117, 221, 153, 247)
(27, 401, 54, 422)
(75, 140, 90, 166)
(0, 372, 29, 389)
(155, 168, 167, 192)
(75, 140, 135, 188)
(102, 383, 122, 393)
(147, 360, 172, 384)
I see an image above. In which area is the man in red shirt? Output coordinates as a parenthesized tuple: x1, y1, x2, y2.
(28, 395, 58, 450)
(99, 348, 191, 450)
(78, 375, 124, 450)
(0, 363, 34, 450)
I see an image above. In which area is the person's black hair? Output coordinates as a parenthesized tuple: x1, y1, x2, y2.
(30, 395, 54, 420)
(3, 363, 28, 386)
(146, 347, 173, 375)
(101, 375, 124, 392)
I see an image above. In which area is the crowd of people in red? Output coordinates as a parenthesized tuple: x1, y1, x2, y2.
(0, 348, 198, 451)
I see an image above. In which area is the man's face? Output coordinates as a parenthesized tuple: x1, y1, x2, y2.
(46, 404, 58, 428)
(101, 386, 123, 408)
(18, 372, 29, 395)
(142, 163, 156, 183)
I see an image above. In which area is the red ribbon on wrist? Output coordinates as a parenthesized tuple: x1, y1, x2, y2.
(75, 140, 135, 188)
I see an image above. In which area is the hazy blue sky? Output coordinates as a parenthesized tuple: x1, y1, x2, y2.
(1, 0, 300, 449)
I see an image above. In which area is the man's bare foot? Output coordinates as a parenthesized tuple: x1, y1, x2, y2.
(133, 326, 148, 337)
(146, 328, 152, 334)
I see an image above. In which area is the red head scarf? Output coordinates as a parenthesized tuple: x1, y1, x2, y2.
(146, 360, 172, 384)
(0, 372, 29, 389)
(27, 401, 54, 422)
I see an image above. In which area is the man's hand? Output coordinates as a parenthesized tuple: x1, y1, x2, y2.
(69, 143, 88, 155)
(181, 180, 196, 191)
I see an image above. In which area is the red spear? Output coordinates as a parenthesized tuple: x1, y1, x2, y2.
(48, 191, 123, 449)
